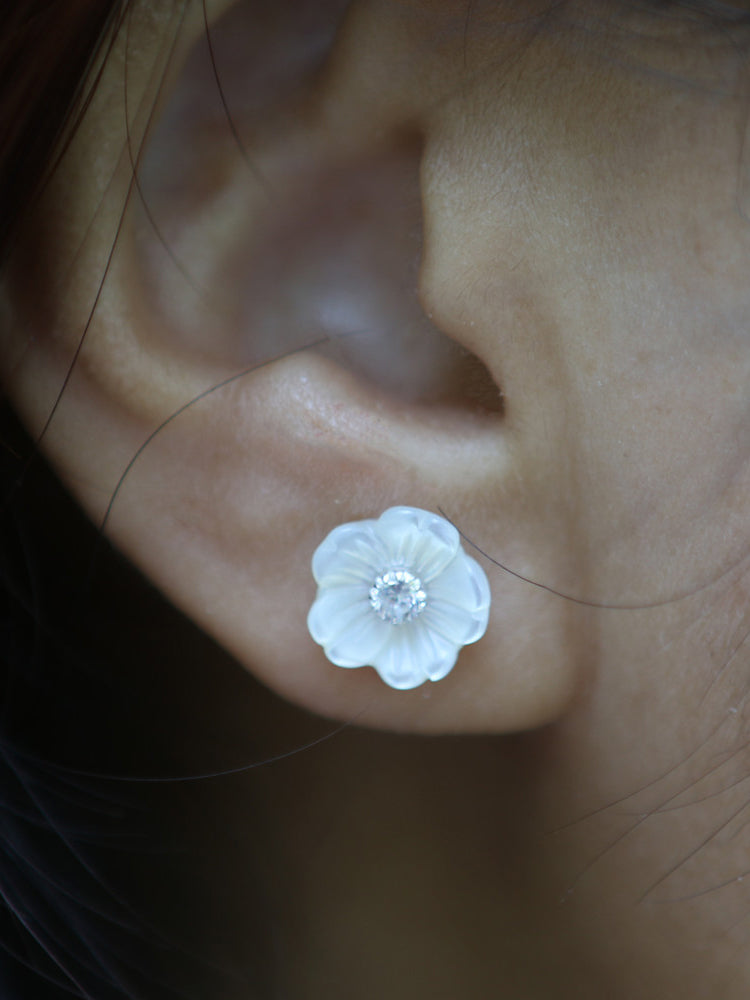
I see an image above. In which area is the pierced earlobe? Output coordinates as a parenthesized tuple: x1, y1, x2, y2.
(307, 506, 491, 690)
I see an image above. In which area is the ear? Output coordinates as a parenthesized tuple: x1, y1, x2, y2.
(0, 0, 589, 734)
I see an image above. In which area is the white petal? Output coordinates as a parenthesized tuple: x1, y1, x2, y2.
(371, 623, 459, 689)
(421, 640, 459, 682)
(375, 507, 459, 581)
(372, 635, 427, 689)
(324, 613, 392, 668)
(427, 552, 491, 614)
(311, 521, 388, 586)
(410, 623, 460, 681)
(422, 599, 489, 645)
(307, 586, 369, 645)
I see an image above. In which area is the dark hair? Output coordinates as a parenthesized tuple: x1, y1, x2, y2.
(0, 0, 123, 261)
(0, 4, 215, 997)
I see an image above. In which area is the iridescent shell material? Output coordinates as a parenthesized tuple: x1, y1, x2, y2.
(307, 507, 491, 690)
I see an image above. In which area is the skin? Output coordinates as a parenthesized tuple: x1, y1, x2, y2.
(3, 0, 750, 995)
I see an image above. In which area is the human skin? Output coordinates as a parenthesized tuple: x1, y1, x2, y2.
(3, 0, 750, 996)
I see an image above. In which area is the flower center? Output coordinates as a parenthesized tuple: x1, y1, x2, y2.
(369, 569, 427, 625)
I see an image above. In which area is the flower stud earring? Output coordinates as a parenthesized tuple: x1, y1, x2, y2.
(307, 506, 491, 690)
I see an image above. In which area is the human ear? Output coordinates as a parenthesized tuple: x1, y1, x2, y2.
(0, 0, 590, 734)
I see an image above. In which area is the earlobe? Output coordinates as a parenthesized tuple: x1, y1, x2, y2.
(0, 0, 589, 735)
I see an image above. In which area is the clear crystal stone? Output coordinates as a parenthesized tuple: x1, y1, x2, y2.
(369, 569, 427, 625)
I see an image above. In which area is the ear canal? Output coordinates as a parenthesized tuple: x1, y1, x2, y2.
(1, 0, 588, 734)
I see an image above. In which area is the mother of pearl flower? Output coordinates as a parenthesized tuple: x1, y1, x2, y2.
(307, 507, 491, 690)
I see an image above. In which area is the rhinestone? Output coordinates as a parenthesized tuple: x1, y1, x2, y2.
(369, 569, 427, 625)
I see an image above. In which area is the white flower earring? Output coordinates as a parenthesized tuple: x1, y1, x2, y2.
(307, 506, 491, 690)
